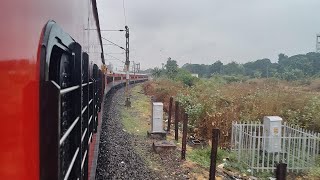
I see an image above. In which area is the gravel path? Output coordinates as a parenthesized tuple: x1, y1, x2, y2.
(95, 87, 157, 180)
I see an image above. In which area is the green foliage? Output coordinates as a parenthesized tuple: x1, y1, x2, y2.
(209, 61, 223, 75)
(188, 146, 273, 178)
(222, 61, 244, 75)
(182, 63, 209, 77)
(165, 57, 178, 79)
(151, 67, 165, 78)
(152, 57, 181, 80)
(187, 147, 211, 168)
(176, 91, 204, 127)
(254, 171, 274, 179)
(309, 156, 320, 178)
(283, 97, 320, 129)
(120, 85, 151, 136)
(179, 52, 320, 81)
(220, 75, 248, 83)
(243, 58, 277, 78)
(208, 75, 227, 85)
(175, 69, 198, 86)
(187, 147, 231, 168)
(281, 68, 305, 81)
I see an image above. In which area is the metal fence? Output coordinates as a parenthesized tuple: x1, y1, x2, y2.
(231, 121, 320, 174)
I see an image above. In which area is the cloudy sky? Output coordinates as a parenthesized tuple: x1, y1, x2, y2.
(97, 0, 320, 70)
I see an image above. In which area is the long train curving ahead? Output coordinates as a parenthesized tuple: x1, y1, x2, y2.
(0, 1, 148, 180)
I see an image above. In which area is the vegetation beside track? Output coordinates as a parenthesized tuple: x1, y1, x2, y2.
(144, 77, 320, 178)
(120, 85, 214, 179)
(143, 58, 320, 179)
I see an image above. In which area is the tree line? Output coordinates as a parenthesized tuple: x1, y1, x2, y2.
(181, 52, 320, 81)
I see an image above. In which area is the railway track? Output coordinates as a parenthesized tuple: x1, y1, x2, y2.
(95, 87, 157, 179)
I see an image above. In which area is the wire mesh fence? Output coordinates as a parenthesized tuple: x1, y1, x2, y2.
(231, 121, 320, 174)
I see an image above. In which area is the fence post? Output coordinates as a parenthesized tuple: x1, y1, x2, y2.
(167, 97, 173, 132)
(276, 163, 287, 180)
(181, 112, 188, 160)
(209, 129, 220, 180)
(174, 101, 179, 141)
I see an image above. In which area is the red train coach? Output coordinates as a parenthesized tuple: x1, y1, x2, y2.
(0, 0, 105, 179)
(0, 1, 148, 180)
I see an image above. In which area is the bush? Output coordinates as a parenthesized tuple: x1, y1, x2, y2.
(281, 69, 305, 81)
(175, 69, 198, 86)
(220, 75, 248, 83)
(176, 92, 204, 128)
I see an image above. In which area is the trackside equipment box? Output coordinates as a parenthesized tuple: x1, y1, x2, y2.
(263, 116, 282, 153)
(152, 102, 164, 133)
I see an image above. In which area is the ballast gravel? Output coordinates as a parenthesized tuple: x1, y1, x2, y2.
(95, 88, 157, 180)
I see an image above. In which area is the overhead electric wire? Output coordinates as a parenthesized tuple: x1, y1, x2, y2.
(105, 54, 125, 63)
(105, 52, 125, 55)
(101, 36, 125, 50)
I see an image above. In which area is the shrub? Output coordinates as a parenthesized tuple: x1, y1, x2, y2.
(175, 69, 198, 86)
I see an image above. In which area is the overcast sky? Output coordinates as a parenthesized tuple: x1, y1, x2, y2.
(97, 0, 320, 70)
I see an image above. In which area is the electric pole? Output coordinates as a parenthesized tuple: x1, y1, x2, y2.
(131, 61, 136, 84)
(136, 63, 140, 73)
(125, 26, 131, 107)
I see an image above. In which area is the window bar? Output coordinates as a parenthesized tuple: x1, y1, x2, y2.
(88, 133, 93, 145)
(88, 115, 93, 125)
(82, 105, 88, 115)
(60, 117, 80, 146)
(63, 147, 80, 180)
(81, 128, 87, 143)
(60, 85, 80, 94)
(81, 150, 88, 169)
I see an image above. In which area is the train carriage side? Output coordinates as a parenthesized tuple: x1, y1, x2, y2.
(0, 0, 105, 180)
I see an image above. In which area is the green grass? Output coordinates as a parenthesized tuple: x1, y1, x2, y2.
(308, 156, 320, 179)
(186, 147, 232, 168)
(119, 84, 166, 172)
(187, 147, 211, 168)
(120, 85, 151, 136)
(254, 171, 273, 180)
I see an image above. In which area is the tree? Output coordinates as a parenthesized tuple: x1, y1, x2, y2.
(223, 61, 244, 75)
(243, 58, 273, 78)
(278, 53, 289, 73)
(208, 61, 223, 75)
(165, 57, 178, 79)
(151, 67, 163, 78)
(278, 53, 313, 76)
(306, 52, 320, 75)
(182, 63, 209, 77)
(177, 51, 320, 81)
(278, 53, 289, 63)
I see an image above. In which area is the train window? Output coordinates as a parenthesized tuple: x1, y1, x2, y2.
(81, 52, 90, 179)
(106, 76, 113, 84)
(39, 21, 90, 180)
